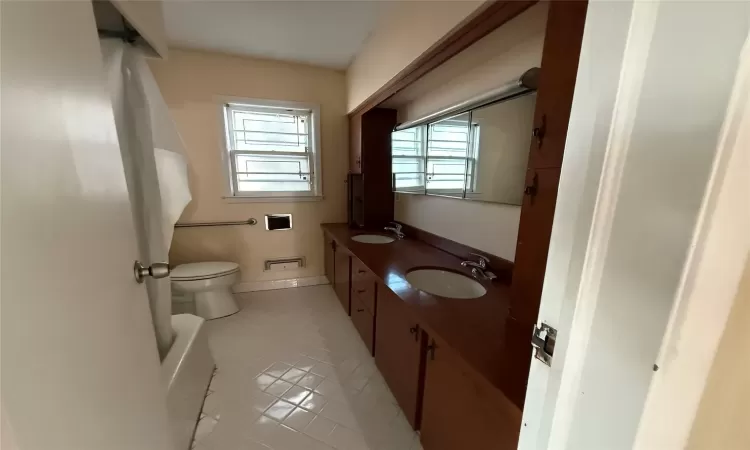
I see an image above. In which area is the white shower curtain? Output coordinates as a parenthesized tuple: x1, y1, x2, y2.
(101, 39, 192, 359)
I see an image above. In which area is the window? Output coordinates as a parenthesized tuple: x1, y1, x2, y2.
(222, 100, 321, 199)
(391, 126, 426, 192)
(425, 118, 477, 194)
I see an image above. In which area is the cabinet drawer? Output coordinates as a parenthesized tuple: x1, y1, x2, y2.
(351, 279, 376, 315)
(351, 257, 374, 282)
(351, 295, 374, 355)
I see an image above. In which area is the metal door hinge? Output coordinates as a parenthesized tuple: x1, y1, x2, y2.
(531, 322, 557, 366)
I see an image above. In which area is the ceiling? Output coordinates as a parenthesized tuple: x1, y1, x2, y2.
(163, 0, 385, 70)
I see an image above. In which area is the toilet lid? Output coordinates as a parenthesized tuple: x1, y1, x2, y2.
(171, 262, 240, 281)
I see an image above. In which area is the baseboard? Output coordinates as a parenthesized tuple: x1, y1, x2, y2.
(232, 275, 330, 293)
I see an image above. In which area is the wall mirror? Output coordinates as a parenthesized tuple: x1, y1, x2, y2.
(425, 112, 471, 198)
(465, 94, 536, 204)
(391, 67, 539, 206)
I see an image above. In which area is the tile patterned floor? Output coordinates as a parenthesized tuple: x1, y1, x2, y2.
(191, 285, 422, 450)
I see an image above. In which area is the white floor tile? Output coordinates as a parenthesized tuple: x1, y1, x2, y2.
(282, 385, 313, 405)
(281, 368, 307, 384)
(304, 415, 337, 442)
(294, 356, 318, 372)
(265, 362, 293, 378)
(265, 379, 294, 397)
(282, 407, 315, 431)
(254, 374, 277, 391)
(195, 285, 419, 450)
(299, 392, 328, 414)
(297, 372, 324, 391)
(327, 424, 369, 450)
(264, 400, 296, 422)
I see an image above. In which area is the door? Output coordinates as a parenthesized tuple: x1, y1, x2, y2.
(420, 340, 521, 450)
(102, 39, 174, 357)
(518, 2, 750, 449)
(333, 248, 351, 314)
(1, 2, 173, 449)
(374, 286, 424, 429)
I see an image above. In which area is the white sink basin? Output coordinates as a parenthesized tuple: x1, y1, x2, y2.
(405, 269, 486, 299)
(351, 234, 395, 244)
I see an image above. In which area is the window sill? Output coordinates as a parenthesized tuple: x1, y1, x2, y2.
(222, 195, 324, 204)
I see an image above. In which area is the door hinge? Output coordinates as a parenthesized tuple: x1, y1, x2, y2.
(531, 322, 557, 366)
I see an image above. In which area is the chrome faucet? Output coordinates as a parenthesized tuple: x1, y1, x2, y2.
(384, 222, 405, 239)
(461, 253, 497, 281)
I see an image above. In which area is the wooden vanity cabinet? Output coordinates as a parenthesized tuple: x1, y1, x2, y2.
(348, 108, 397, 228)
(351, 294, 375, 354)
(420, 339, 522, 450)
(324, 236, 335, 286)
(350, 257, 377, 354)
(333, 245, 351, 315)
(374, 285, 425, 429)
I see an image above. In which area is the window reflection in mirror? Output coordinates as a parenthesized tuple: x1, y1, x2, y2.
(425, 112, 471, 198)
(391, 126, 426, 193)
(465, 94, 536, 205)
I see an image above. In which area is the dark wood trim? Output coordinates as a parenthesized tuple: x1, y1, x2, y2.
(510, 0, 588, 326)
(397, 222, 514, 284)
(348, 0, 538, 117)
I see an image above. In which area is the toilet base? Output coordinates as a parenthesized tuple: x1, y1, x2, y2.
(194, 289, 239, 320)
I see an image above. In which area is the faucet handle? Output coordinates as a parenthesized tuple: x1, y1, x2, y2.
(388, 221, 402, 231)
(469, 252, 490, 268)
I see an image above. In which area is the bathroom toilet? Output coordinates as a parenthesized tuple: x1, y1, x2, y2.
(171, 262, 240, 320)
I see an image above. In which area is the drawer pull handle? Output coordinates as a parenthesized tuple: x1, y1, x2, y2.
(356, 289, 366, 294)
(356, 308, 365, 312)
(358, 270, 367, 274)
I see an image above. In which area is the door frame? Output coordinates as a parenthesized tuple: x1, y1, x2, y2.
(632, 31, 750, 449)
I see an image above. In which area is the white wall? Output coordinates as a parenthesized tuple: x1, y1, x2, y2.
(148, 49, 348, 287)
(388, 3, 548, 261)
(110, 0, 167, 58)
(346, 0, 483, 112)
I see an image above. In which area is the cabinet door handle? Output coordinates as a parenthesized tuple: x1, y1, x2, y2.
(532, 114, 546, 148)
(409, 325, 419, 342)
(426, 340, 437, 360)
(356, 308, 365, 313)
(358, 270, 367, 274)
(356, 289, 366, 294)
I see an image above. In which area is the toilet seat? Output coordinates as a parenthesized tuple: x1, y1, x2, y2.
(171, 262, 240, 281)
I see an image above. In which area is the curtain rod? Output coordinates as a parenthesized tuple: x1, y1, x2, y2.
(394, 67, 540, 131)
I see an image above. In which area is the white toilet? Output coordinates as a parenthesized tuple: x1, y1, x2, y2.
(171, 262, 240, 320)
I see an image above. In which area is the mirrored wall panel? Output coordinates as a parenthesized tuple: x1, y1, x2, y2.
(391, 126, 426, 194)
(464, 94, 536, 204)
(391, 93, 536, 206)
(426, 112, 470, 198)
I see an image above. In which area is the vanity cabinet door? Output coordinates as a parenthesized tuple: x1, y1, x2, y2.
(333, 248, 350, 314)
(324, 236, 335, 286)
(374, 286, 424, 429)
(351, 294, 375, 354)
(420, 339, 522, 450)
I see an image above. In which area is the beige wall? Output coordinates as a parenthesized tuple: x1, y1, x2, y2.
(390, 3, 548, 261)
(345, 0, 484, 113)
(148, 49, 348, 285)
(687, 259, 750, 449)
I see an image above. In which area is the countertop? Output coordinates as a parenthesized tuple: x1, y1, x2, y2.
(322, 223, 529, 407)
